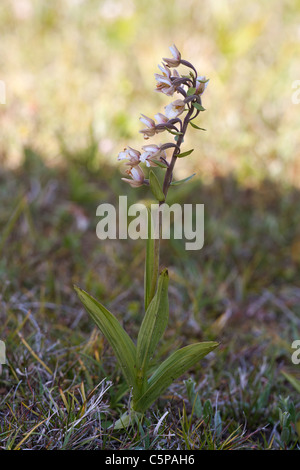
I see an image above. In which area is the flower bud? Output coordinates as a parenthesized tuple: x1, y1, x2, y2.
(195, 76, 209, 95)
(163, 44, 181, 67)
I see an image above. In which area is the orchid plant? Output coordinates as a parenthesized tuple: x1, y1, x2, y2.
(75, 45, 218, 429)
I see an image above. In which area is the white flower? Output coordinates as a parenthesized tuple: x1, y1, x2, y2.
(140, 144, 166, 167)
(154, 112, 169, 133)
(121, 165, 145, 187)
(163, 44, 181, 67)
(154, 113, 169, 125)
(118, 146, 140, 166)
(164, 99, 186, 119)
(139, 113, 157, 139)
(155, 63, 175, 96)
(195, 76, 209, 95)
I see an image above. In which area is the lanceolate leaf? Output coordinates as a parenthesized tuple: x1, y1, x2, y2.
(189, 121, 206, 131)
(170, 173, 196, 186)
(177, 149, 194, 158)
(149, 170, 165, 203)
(192, 102, 206, 111)
(137, 269, 169, 392)
(0, 340, 5, 365)
(133, 341, 219, 413)
(164, 127, 183, 136)
(151, 159, 169, 168)
(186, 87, 196, 96)
(281, 370, 300, 393)
(74, 286, 138, 394)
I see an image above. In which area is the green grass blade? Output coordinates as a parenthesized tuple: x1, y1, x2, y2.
(137, 269, 169, 390)
(0, 340, 6, 364)
(74, 286, 138, 393)
(134, 341, 218, 413)
(281, 370, 300, 393)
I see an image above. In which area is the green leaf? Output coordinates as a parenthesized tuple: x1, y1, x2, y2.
(281, 371, 300, 394)
(149, 170, 165, 202)
(177, 149, 194, 158)
(184, 378, 202, 418)
(74, 286, 138, 394)
(134, 342, 218, 413)
(137, 269, 169, 393)
(189, 121, 206, 131)
(164, 127, 183, 136)
(112, 409, 143, 430)
(186, 87, 196, 96)
(170, 173, 196, 186)
(192, 103, 206, 111)
(0, 340, 6, 365)
(151, 159, 168, 168)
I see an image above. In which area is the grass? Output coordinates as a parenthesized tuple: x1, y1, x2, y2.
(0, 147, 300, 449)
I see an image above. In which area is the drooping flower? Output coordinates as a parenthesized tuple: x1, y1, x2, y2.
(154, 112, 169, 133)
(154, 63, 175, 96)
(154, 113, 169, 125)
(195, 76, 209, 95)
(164, 99, 186, 119)
(139, 114, 157, 139)
(118, 146, 141, 166)
(162, 44, 181, 68)
(121, 165, 145, 187)
(140, 144, 167, 167)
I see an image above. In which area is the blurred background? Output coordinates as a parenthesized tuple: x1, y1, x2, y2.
(1, 0, 300, 185)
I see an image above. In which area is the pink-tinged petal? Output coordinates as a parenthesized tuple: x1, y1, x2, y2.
(139, 114, 155, 128)
(164, 99, 185, 119)
(127, 147, 140, 158)
(140, 151, 151, 163)
(157, 63, 171, 77)
(140, 144, 166, 167)
(139, 127, 156, 138)
(131, 166, 143, 181)
(154, 113, 168, 124)
(121, 165, 145, 187)
(142, 144, 160, 153)
(154, 74, 173, 86)
(121, 178, 143, 187)
(195, 76, 209, 95)
(162, 45, 181, 67)
(172, 69, 180, 78)
(169, 44, 181, 60)
(117, 147, 140, 165)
